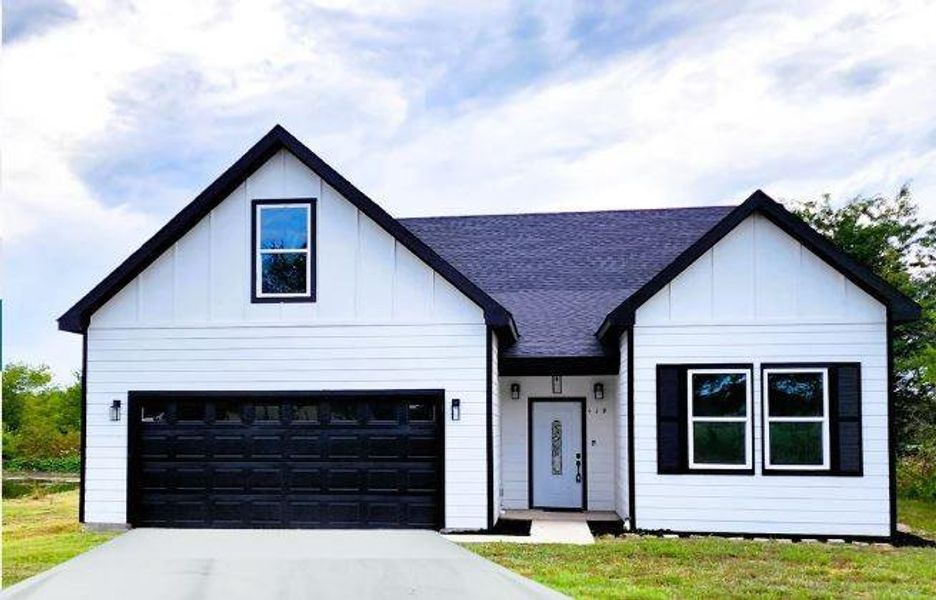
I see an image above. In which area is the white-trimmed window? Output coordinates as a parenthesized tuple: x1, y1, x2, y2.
(687, 369, 752, 470)
(763, 368, 830, 470)
(253, 200, 314, 301)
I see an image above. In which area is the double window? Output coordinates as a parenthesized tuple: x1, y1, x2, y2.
(252, 199, 316, 302)
(656, 363, 862, 476)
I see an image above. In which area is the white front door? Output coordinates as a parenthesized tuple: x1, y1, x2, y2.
(531, 400, 584, 509)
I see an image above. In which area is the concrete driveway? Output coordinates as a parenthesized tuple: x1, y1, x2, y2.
(2, 529, 567, 600)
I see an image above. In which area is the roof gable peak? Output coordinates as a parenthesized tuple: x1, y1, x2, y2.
(596, 189, 920, 342)
(58, 126, 516, 340)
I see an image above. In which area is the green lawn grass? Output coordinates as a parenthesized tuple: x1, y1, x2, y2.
(471, 536, 936, 599)
(899, 497, 936, 539)
(470, 500, 936, 599)
(2, 486, 120, 586)
(3, 486, 934, 597)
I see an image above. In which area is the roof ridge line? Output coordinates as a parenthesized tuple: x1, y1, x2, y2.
(399, 204, 737, 221)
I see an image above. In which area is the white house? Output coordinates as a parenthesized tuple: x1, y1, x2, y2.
(59, 125, 919, 538)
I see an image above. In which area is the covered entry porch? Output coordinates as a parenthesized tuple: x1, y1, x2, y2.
(496, 375, 626, 521)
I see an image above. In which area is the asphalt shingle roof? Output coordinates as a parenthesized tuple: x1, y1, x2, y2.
(401, 206, 734, 358)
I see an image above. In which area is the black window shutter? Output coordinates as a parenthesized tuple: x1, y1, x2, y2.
(831, 364, 863, 476)
(657, 365, 687, 474)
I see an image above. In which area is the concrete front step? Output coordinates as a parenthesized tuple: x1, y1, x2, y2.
(445, 519, 594, 545)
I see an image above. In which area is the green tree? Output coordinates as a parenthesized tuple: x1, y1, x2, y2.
(2, 362, 54, 433)
(793, 186, 936, 452)
(2, 363, 82, 465)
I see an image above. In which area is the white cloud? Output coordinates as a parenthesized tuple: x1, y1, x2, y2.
(3, 0, 936, 379)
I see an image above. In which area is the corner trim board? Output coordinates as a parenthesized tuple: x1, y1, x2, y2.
(887, 313, 898, 538)
(486, 327, 495, 529)
(79, 333, 88, 523)
(626, 329, 636, 530)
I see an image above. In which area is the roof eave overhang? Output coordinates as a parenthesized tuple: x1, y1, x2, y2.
(499, 354, 620, 376)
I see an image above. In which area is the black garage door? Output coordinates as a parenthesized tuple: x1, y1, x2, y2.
(127, 391, 443, 529)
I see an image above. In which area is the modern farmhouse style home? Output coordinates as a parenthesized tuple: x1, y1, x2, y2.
(59, 125, 919, 538)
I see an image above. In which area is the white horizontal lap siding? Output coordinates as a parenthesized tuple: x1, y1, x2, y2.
(632, 214, 890, 537)
(84, 150, 490, 530)
(498, 375, 618, 511)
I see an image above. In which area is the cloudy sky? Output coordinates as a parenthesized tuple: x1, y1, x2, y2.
(4, 0, 936, 380)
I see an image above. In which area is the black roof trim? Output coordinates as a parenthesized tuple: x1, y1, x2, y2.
(597, 190, 921, 343)
(58, 125, 517, 340)
(500, 355, 620, 376)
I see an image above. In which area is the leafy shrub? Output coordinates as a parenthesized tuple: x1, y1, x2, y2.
(897, 439, 936, 500)
(4, 456, 81, 473)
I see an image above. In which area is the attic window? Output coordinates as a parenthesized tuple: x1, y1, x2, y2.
(252, 199, 316, 302)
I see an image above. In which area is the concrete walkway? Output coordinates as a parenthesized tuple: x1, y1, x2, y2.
(446, 519, 595, 545)
(1, 529, 567, 600)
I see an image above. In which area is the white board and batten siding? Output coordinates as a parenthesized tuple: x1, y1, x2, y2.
(85, 149, 490, 530)
(498, 376, 618, 512)
(631, 214, 889, 536)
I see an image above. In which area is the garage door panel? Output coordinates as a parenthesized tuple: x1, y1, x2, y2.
(213, 434, 248, 457)
(130, 392, 443, 529)
(368, 435, 404, 458)
(327, 435, 363, 458)
(175, 435, 207, 458)
(286, 435, 321, 458)
(288, 468, 323, 491)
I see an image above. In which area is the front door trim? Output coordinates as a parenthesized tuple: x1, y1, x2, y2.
(527, 397, 587, 510)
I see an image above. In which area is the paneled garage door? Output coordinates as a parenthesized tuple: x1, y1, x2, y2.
(127, 391, 444, 529)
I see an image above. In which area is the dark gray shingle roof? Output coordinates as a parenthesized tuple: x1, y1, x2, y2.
(401, 206, 734, 358)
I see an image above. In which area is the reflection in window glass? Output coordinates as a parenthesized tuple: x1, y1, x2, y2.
(691, 373, 747, 417)
(371, 402, 398, 422)
(692, 422, 746, 465)
(176, 401, 205, 422)
(407, 401, 435, 422)
(260, 206, 308, 249)
(141, 400, 167, 423)
(255, 203, 312, 299)
(214, 401, 241, 423)
(767, 372, 824, 417)
(261, 253, 307, 295)
(769, 422, 824, 465)
(764, 369, 829, 469)
(330, 402, 359, 423)
(688, 369, 751, 469)
(254, 403, 281, 422)
(292, 402, 319, 422)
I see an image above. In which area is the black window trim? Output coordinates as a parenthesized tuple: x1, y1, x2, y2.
(250, 197, 317, 303)
(657, 363, 755, 476)
(760, 362, 864, 477)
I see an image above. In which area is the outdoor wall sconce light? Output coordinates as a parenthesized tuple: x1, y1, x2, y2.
(510, 383, 521, 400)
(594, 382, 605, 400)
(552, 375, 562, 395)
(451, 398, 461, 421)
(110, 399, 122, 422)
